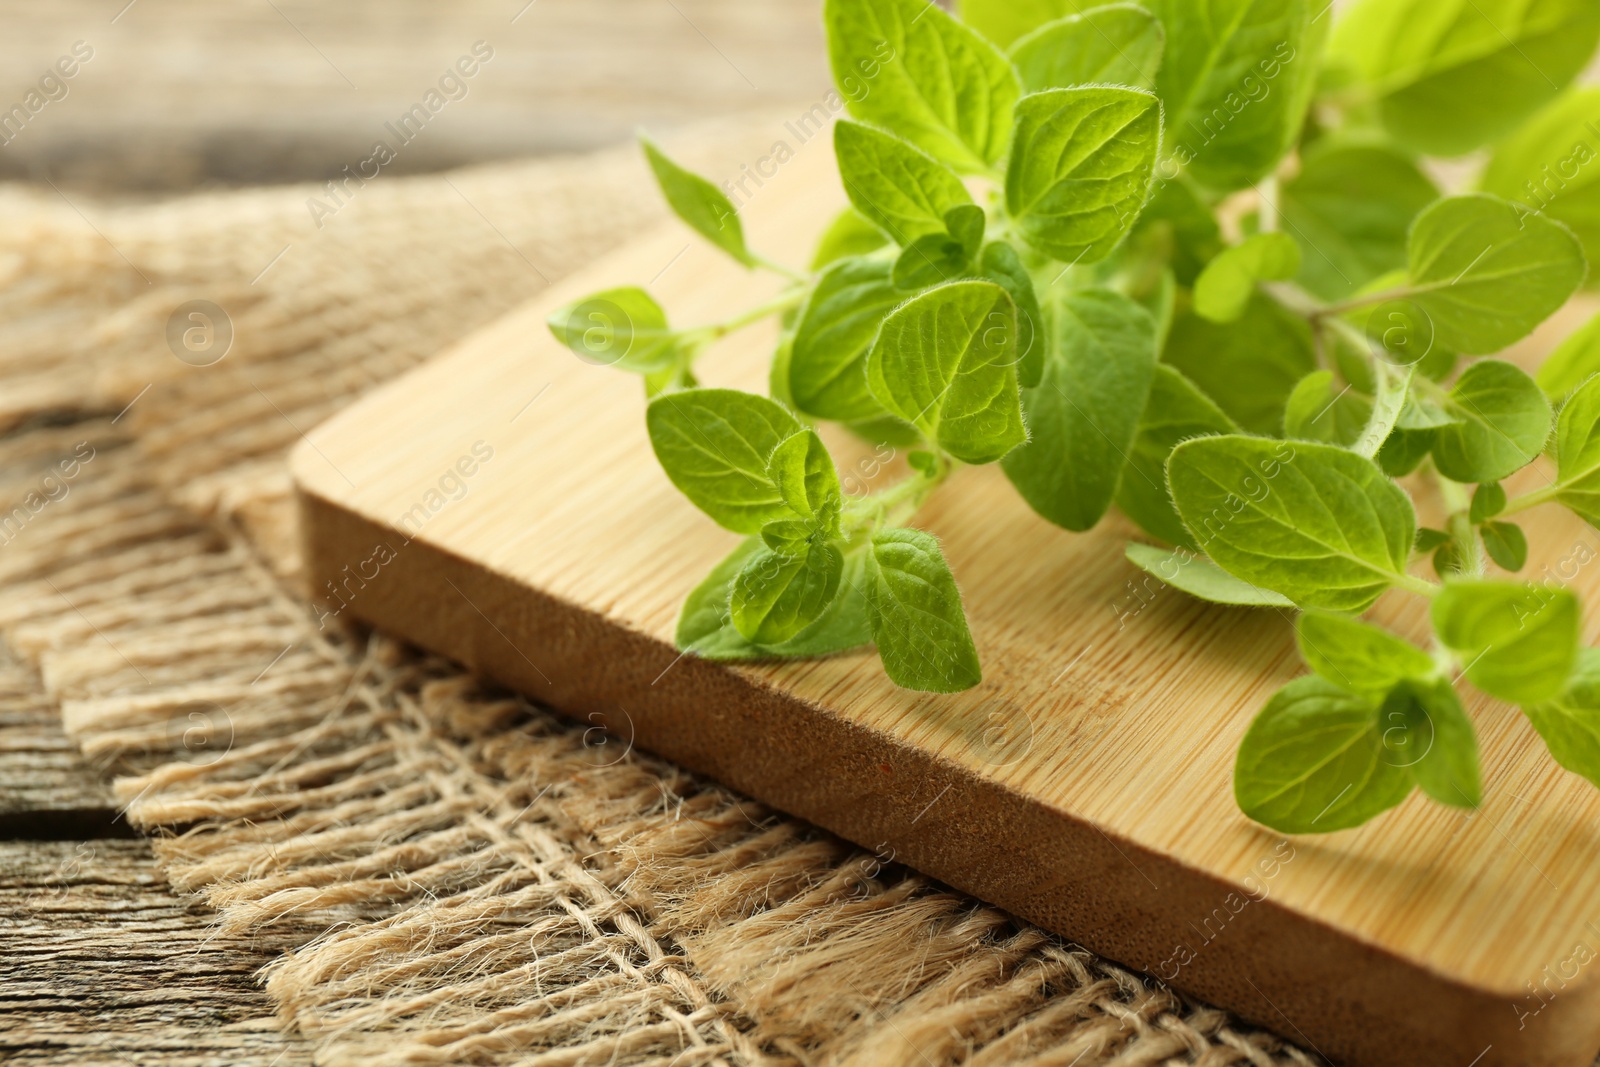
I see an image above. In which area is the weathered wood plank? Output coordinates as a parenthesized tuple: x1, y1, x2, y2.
(0, 618, 309, 1063)
(0, 646, 123, 834)
(0, 839, 313, 1067)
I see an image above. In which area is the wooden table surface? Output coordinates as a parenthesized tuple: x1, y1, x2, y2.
(0, 645, 316, 1066)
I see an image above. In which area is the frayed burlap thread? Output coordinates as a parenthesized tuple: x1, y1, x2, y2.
(0, 124, 1323, 1066)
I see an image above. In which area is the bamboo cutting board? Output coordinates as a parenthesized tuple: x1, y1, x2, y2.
(291, 143, 1600, 1067)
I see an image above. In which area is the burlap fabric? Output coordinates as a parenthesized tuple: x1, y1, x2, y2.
(0, 115, 1323, 1066)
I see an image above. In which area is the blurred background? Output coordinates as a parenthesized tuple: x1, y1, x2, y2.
(0, 0, 830, 193)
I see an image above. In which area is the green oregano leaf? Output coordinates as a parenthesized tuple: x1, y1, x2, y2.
(1382, 677, 1482, 809)
(1330, 0, 1600, 157)
(1415, 528, 1452, 554)
(1537, 310, 1600, 399)
(1005, 86, 1163, 264)
(866, 527, 981, 692)
(1125, 543, 1292, 607)
(1280, 139, 1441, 301)
(1009, 4, 1164, 92)
(826, 0, 1021, 173)
(1555, 373, 1600, 528)
(766, 430, 843, 533)
(944, 204, 987, 253)
(1003, 288, 1157, 530)
(1162, 293, 1315, 435)
(960, 0, 1094, 49)
(761, 518, 814, 555)
(1377, 428, 1437, 478)
(1484, 87, 1600, 277)
(1433, 540, 1464, 580)
(641, 137, 755, 268)
(1193, 232, 1302, 324)
(1469, 482, 1507, 524)
(893, 235, 971, 290)
(1167, 436, 1416, 612)
(1151, 0, 1324, 191)
(1295, 611, 1436, 699)
(866, 280, 1027, 464)
(1480, 521, 1529, 573)
(1116, 364, 1238, 549)
(732, 541, 845, 645)
(977, 242, 1045, 389)
(677, 539, 872, 659)
(1432, 580, 1580, 704)
(811, 208, 891, 271)
(1430, 359, 1552, 484)
(1524, 649, 1600, 790)
(1282, 370, 1373, 447)
(1234, 676, 1414, 834)
(833, 121, 976, 244)
(547, 287, 679, 373)
(678, 538, 765, 653)
(788, 256, 903, 423)
(1398, 393, 1459, 433)
(891, 205, 987, 289)
(848, 415, 923, 449)
(1405, 195, 1587, 355)
(646, 388, 802, 534)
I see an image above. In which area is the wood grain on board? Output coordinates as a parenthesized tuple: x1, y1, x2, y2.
(292, 141, 1600, 1067)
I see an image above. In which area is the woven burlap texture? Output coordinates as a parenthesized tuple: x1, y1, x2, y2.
(0, 115, 1322, 1067)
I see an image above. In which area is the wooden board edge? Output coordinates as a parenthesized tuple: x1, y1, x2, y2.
(292, 477, 1600, 1067)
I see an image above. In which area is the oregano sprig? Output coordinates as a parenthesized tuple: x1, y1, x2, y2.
(548, 0, 1600, 833)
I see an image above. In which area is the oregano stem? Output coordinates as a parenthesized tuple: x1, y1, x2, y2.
(682, 286, 807, 346)
(1448, 510, 1485, 579)
(1408, 374, 1446, 407)
(1502, 483, 1561, 516)
(1310, 271, 1490, 323)
(1428, 640, 1459, 678)
(1319, 312, 1374, 364)
(1434, 469, 1471, 514)
(1313, 314, 1415, 462)
(1396, 571, 1442, 598)
(1271, 281, 1323, 319)
(1258, 175, 1280, 234)
(752, 255, 807, 283)
(850, 452, 956, 534)
(1434, 470, 1485, 578)
(1309, 292, 1392, 321)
